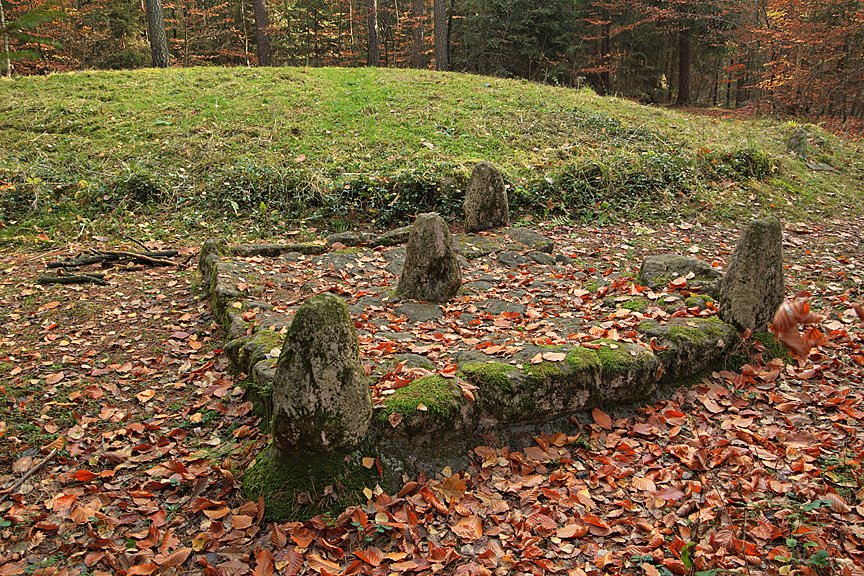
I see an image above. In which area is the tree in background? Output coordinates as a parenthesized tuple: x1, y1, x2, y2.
(253, 0, 272, 65)
(433, 0, 448, 70)
(0, 0, 62, 77)
(367, 0, 379, 65)
(144, 0, 170, 67)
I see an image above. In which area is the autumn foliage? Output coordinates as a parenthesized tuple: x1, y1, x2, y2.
(2, 0, 863, 120)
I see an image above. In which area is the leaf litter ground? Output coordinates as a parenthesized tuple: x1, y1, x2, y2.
(1, 217, 863, 575)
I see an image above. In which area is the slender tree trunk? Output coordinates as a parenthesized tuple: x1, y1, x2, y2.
(410, 0, 425, 68)
(0, 0, 10, 78)
(367, 0, 379, 66)
(145, 0, 170, 68)
(253, 0, 272, 66)
(675, 28, 691, 105)
(433, 0, 448, 71)
(599, 11, 611, 95)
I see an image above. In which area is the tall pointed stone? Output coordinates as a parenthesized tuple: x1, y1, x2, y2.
(464, 162, 509, 232)
(719, 216, 785, 332)
(398, 212, 462, 302)
(271, 294, 372, 454)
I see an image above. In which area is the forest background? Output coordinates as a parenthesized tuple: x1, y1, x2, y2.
(1, 0, 862, 123)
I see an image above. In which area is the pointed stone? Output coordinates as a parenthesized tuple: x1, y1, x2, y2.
(398, 212, 462, 302)
(719, 216, 785, 332)
(271, 294, 372, 454)
(464, 162, 509, 232)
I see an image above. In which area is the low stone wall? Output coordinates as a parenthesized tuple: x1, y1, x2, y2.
(198, 235, 741, 520)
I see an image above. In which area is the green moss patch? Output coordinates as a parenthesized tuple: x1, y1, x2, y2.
(565, 346, 603, 371)
(619, 297, 649, 312)
(460, 362, 516, 391)
(593, 339, 638, 374)
(379, 375, 465, 425)
(243, 447, 376, 521)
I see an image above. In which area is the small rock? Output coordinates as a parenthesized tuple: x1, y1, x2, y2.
(397, 213, 462, 302)
(464, 162, 509, 232)
(719, 216, 785, 332)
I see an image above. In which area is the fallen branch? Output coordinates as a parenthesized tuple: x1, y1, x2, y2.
(0, 449, 58, 505)
(38, 274, 108, 286)
(47, 250, 178, 269)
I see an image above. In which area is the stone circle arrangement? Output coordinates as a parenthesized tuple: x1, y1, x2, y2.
(198, 162, 786, 520)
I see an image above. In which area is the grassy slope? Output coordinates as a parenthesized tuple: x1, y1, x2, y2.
(0, 67, 862, 237)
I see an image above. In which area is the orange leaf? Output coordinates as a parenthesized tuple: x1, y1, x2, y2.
(307, 553, 341, 574)
(159, 548, 192, 568)
(592, 407, 612, 430)
(854, 303, 864, 321)
(127, 563, 158, 575)
(252, 549, 274, 576)
(632, 476, 656, 491)
(556, 524, 588, 539)
(355, 547, 384, 567)
(45, 372, 65, 385)
(452, 515, 483, 541)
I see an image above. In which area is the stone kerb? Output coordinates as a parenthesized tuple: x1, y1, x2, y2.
(199, 234, 741, 520)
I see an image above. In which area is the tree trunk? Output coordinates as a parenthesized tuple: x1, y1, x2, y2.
(367, 0, 379, 66)
(675, 28, 691, 105)
(410, 0, 425, 68)
(145, 0, 170, 68)
(599, 12, 611, 95)
(433, 0, 448, 71)
(0, 0, 10, 78)
(253, 0, 272, 66)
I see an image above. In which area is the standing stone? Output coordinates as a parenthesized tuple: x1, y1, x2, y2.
(398, 213, 462, 302)
(719, 216, 785, 332)
(464, 162, 509, 232)
(271, 294, 372, 454)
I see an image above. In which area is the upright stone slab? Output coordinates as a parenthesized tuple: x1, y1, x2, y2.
(719, 216, 785, 332)
(398, 213, 462, 302)
(270, 294, 372, 454)
(464, 162, 509, 232)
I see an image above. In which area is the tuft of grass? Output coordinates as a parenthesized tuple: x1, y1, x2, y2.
(0, 67, 862, 239)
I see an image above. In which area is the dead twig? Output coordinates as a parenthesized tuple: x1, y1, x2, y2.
(0, 449, 58, 506)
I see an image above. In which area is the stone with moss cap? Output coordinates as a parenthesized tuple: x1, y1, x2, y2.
(719, 216, 784, 332)
(271, 294, 372, 454)
(464, 162, 509, 232)
(638, 254, 722, 297)
(397, 213, 462, 302)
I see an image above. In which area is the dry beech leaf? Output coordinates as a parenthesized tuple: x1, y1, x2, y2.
(592, 407, 612, 430)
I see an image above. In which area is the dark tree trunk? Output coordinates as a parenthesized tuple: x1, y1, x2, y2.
(599, 13, 611, 95)
(253, 0, 272, 66)
(367, 0, 380, 66)
(675, 28, 691, 105)
(410, 0, 425, 68)
(145, 0, 170, 68)
(433, 0, 448, 71)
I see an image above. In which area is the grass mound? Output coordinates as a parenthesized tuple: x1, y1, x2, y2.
(0, 67, 862, 240)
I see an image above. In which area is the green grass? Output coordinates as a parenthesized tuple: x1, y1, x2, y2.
(1, 66, 862, 239)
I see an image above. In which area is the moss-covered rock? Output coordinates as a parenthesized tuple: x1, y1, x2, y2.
(379, 375, 467, 433)
(397, 212, 462, 302)
(465, 162, 509, 232)
(243, 446, 376, 521)
(271, 294, 372, 453)
(719, 216, 785, 332)
(638, 317, 736, 385)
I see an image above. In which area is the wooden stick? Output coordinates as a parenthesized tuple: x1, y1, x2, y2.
(47, 250, 178, 269)
(0, 449, 58, 505)
(38, 274, 108, 286)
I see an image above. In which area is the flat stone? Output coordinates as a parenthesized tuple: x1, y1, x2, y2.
(527, 251, 557, 266)
(497, 251, 532, 268)
(326, 231, 375, 247)
(395, 301, 444, 323)
(508, 228, 554, 253)
(371, 226, 412, 247)
(639, 254, 723, 297)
